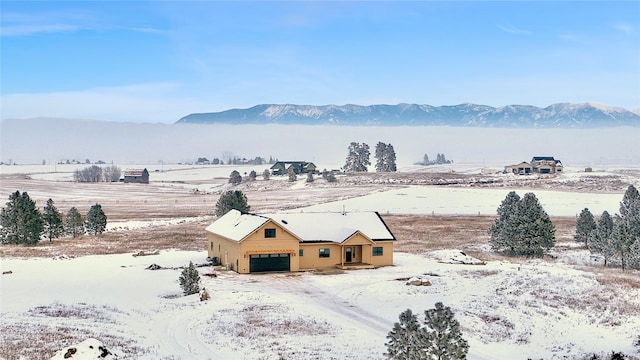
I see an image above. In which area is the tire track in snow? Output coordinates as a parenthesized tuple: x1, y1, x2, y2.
(150, 304, 222, 359)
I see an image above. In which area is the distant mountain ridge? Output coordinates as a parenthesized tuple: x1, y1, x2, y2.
(176, 102, 640, 127)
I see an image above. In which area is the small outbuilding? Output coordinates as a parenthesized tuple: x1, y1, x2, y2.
(123, 168, 149, 184)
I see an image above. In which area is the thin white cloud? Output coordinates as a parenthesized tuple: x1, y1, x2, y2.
(497, 24, 532, 35)
(613, 23, 634, 34)
(0, 24, 80, 36)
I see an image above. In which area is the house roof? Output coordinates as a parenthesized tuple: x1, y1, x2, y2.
(206, 210, 395, 244)
(124, 168, 148, 176)
(532, 156, 556, 161)
(205, 210, 270, 241)
(270, 161, 315, 169)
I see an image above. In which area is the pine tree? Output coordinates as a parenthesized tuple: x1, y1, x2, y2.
(43, 198, 64, 241)
(375, 142, 397, 172)
(288, 166, 297, 182)
(344, 142, 370, 172)
(588, 211, 615, 266)
(215, 190, 250, 217)
(423, 302, 469, 360)
(611, 216, 634, 270)
(262, 169, 271, 180)
(489, 192, 555, 257)
(628, 239, 640, 270)
(85, 203, 107, 235)
(179, 261, 201, 295)
(248, 170, 257, 181)
(306, 172, 314, 183)
(229, 170, 242, 185)
(65, 207, 85, 238)
(619, 184, 640, 242)
(0, 191, 44, 245)
(488, 191, 521, 254)
(575, 208, 596, 246)
(386, 309, 424, 360)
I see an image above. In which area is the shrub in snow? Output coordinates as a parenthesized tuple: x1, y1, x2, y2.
(179, 261, 201, 296)
(228, 170, 242, 185)
(386, 303, 469, 360)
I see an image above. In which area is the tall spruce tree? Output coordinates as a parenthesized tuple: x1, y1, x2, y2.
(423, 302, 469, 360)
(0, 191, 44, 245)
(489, 192, 555, 257)
(215, 190, 250, 217)
(612, 215, 635, 271)
(344, 142, 370, 172)
(385, 309, 424, 360)
(375, 142, 397, 172)
(85, 204, 107, 235)
(65, 207, 85, 238)
(43, 198, 64, 241)
(229, 170, 242, 185)
(619, 184, 640, 242)
(575, 208, 596, 246)
(588, 211, 615, 266)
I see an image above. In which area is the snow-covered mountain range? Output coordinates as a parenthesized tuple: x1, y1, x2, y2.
(176, 102, 639, 127)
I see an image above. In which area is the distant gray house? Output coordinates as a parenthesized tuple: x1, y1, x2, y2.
(270, 161, 317, 176)
(123, 168, 149, 184)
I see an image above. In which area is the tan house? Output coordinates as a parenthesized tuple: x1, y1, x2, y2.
(504, 162, 533, 175)
(205, 210, 396, 273)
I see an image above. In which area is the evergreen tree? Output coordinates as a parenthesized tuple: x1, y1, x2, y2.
(248, 170, 257, 181)
(375, 142, 397, 172)
(179, 261, 201, 295)
(344, 142, 370, 172)
(229, 170, 242, 185)
(85, 203, 107, 235)
(42, 198, 64, 241)
(489, 192, 555, 257)
(423, 302, 469, 360)
(306, 172, 314, 183)
(288, 166, 297, 182)
(575, 208, 596, 246)
(619, 184, 640, 241)
(628, 239, 640, 270)
(488, 191, 521, 254)
(386, 309, 424, 360)
(588, 211, 615, 266)
(215, 190, 250, 217)
(423, 154, 430, 166)
(0, 191, 44, 245)
(611, 215, 635, 270)
(262, 169, 271, 180)
(65, 207, 85, 238)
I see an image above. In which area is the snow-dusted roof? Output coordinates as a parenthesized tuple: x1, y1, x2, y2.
(265, 211, 395, 243)
(205, 209, 269, 241)
(205, 210, 395, 244)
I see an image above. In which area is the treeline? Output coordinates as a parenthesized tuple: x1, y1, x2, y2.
(73, 165, 121, 182)
(0, 191, 107, 245)
(488, 184, 640, 270)
(575, 185, 640, 270)
(415, 153, 452, 166)
(195, 156, 278, 165)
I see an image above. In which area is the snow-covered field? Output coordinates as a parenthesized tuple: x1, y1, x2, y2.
(1, 164, 640, 359)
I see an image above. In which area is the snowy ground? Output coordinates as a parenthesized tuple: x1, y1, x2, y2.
(1, 164, 640, 359)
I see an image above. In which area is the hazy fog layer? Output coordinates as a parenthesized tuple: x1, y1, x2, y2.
(1, 118, 639, 166)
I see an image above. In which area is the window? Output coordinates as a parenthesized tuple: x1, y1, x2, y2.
(299, 249, 304, 257)
(319, 248, 330, 258)
(264, 228, 276, 238)
(373, 247, 384, 256)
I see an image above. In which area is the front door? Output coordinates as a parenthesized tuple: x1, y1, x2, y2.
(345, 247, 353, 263)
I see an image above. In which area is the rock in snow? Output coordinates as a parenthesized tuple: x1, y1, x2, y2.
(50, 338, 117, 359)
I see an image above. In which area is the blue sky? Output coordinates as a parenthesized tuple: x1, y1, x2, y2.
(1, 1, 639, 123)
